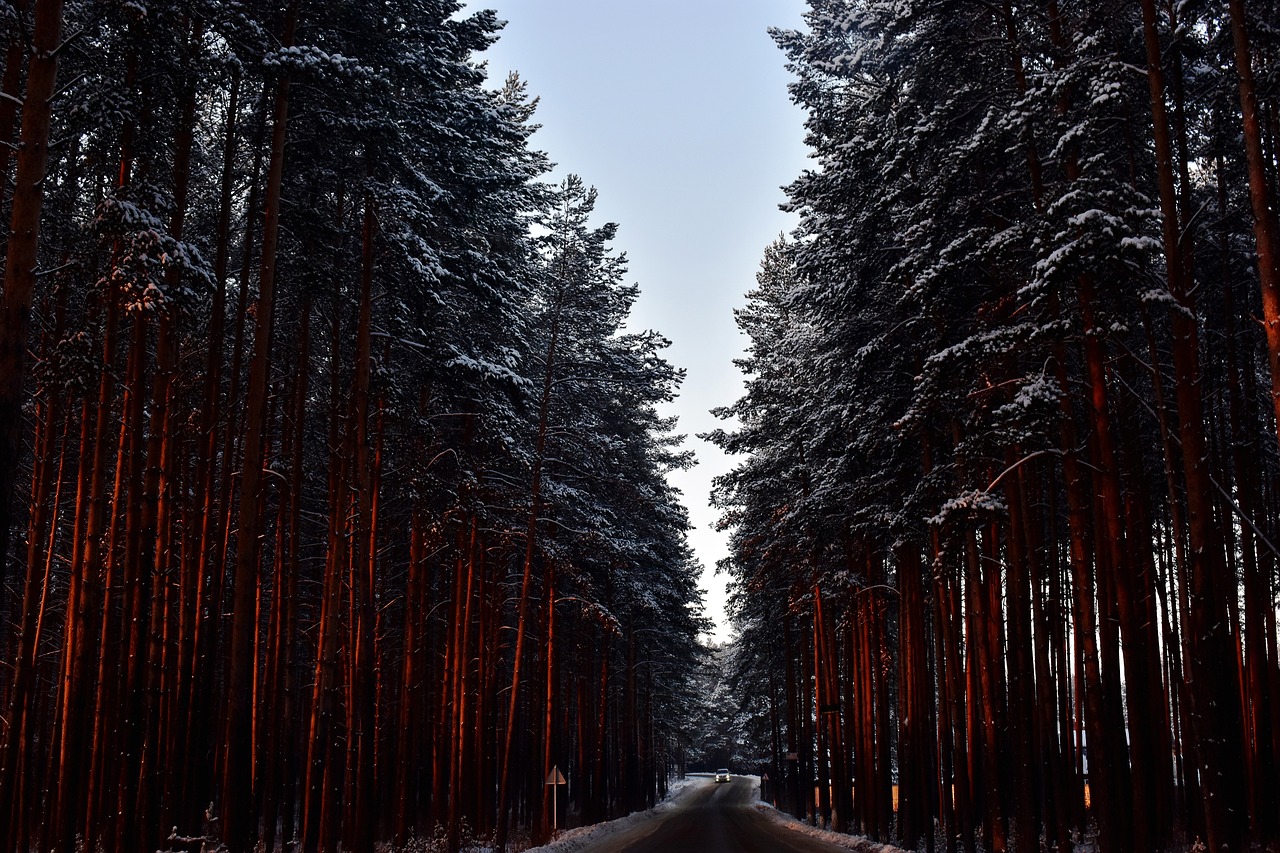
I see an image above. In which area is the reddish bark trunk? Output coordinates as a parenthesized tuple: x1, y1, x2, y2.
(224, 6, 299, 849)
(1228, 0, 1280, 451)
(1139, 3, 1247, 847)
(0, 0, 64, 640)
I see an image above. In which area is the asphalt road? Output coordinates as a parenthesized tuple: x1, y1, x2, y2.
(574, 777, 851, 853)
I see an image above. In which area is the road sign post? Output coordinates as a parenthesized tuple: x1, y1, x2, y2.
(545, 765, 567, 832)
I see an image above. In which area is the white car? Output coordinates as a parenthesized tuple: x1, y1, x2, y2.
(714, 768, 731, 783)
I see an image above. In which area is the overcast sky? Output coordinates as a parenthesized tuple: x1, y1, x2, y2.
(477, 0, 811, 642)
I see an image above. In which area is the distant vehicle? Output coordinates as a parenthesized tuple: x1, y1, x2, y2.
(714, 768, 731, 783)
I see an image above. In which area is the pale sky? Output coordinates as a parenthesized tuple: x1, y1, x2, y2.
(478, 0, 811, 642)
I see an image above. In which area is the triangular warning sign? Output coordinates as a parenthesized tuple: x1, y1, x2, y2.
(545, 766, 567, 785)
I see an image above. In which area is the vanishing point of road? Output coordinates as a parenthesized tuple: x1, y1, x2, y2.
(573, 776, 852, 853)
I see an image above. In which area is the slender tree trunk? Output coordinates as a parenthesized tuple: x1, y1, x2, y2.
(304, 252, 350, 853)
(224, 5, 300, 849)
(1228, 0, 1280, 450)
(1139, 4, 1247, 848)
(540, 559, 558, 842)
(343, 184, 378, 853)
(1001, 457, 1039, 853)
(783, 613, 801, 821)
(895, 542, 934, 851)
(497, 287, 565, 850)
(0, 0, 64, 639)
(113, 308, 155, 853)
(396, 446, 428, 845)
(0, 275, 66, 849)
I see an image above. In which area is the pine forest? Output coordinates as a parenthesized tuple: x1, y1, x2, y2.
(2, 1, 1280, 853)
(0, 2, 705, 851)
(711, 2, 1280, 853)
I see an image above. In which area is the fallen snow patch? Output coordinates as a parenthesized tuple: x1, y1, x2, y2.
(754, 793, 911, 853)
(520, 774, 701, 853)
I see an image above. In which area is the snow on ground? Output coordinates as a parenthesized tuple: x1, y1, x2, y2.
(519, 774, 702, 853)
(753, 792, 911, 853)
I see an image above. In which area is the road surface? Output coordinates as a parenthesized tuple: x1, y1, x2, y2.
(573, 776, 852, 853)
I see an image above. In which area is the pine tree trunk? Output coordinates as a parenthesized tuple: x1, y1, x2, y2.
(1228, 0, 1280, 452)
(0, 275, 66, 850)
(783, 613, 801, 821)
(304, 263, 351, 853)
(396, 473, 428, 845)
(1049, 346, 1121, 851)
(540, 559, 558, 842)
(497, 285, 565, 849)
(963, 519, 1005, 853)
(1000, 458, 1039, 853)
(1139, 3, 1247, 848)
(113, 308, 156, 853)
(224, 5, 300, 848)
(341, 183, 378, 853)
(815, 583, 844, 832)
(0, 0, 63, 644)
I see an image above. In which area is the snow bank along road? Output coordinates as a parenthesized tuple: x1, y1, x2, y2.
(569, 776, 851, 853)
